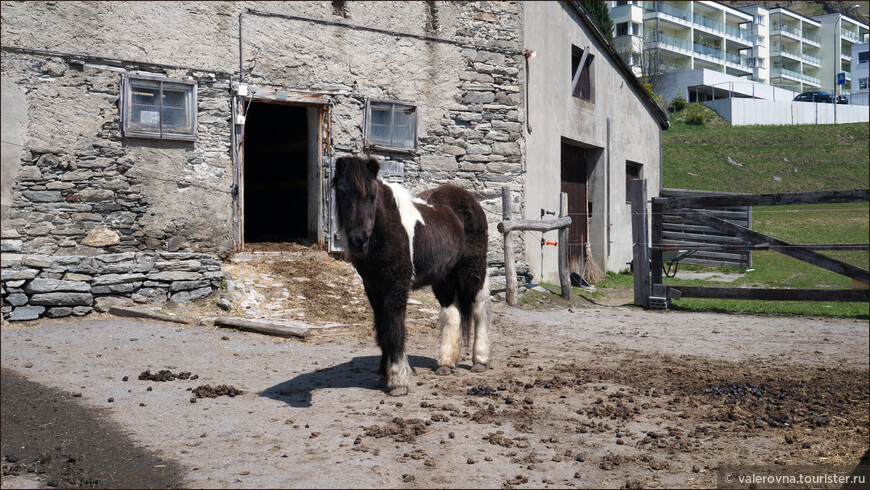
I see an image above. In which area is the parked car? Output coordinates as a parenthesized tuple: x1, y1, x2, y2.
(793, 91, 848, 104)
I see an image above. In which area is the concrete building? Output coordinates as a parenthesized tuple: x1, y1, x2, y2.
(609, 1, 870, 102)
(851, 42, 870, 105)
(1, 1, 668, 320)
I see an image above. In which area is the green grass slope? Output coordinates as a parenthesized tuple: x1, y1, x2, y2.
(663, 106, 869, 193)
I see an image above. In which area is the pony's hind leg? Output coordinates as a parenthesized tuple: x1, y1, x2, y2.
(471, 275, 491, 372)
(435, 303, 461, 375)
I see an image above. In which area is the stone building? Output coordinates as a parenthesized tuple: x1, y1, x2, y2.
(1, 1, 667, 320)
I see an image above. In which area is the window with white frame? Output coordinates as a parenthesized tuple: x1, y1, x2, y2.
(860, 78, 868, 90)
(858, 50, 869, 64)
(364, 99, 417, 152)
(122, 73, 197, 141)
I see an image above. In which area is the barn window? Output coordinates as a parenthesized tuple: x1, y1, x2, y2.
(571, 46, 593, 101)
(122, 73, 197, 141)
(626, 162, 642, 204)
(364, 99, 418, 152)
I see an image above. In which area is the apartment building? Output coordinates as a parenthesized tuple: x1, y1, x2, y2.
(609, 1, 869, 101)
(852, 42, 870, 105)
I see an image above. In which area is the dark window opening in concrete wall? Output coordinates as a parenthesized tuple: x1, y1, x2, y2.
(626, 162, 642, 204)
(560, 142, 588, 274)
(571, 46, 593, 101)
(243, 102, 309, 244)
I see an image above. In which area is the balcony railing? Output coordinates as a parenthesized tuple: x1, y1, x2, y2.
(692, 12, 753, 42)
(771, 23, 801, 39)
(844, 70, 852, 80)
(841, 28, 860, 43)
(694, 42, 723, 60)
(802, 31, 821, 44)
(771, 45, 801, 59)
(724, 51, 749, 67)
(801, 52, 821, 65)
(645, 2, 690, 22)
(771, 66, 820, 85)
(648, 31, 693, 54)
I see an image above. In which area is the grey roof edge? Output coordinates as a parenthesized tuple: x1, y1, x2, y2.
(566, 1, 670, 130)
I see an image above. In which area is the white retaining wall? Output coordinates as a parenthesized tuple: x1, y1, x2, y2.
(704, 98, 870, 126)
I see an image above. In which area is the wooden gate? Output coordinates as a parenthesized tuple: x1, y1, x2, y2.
(560, 143, 587, 274)
(630, 183, 869, 308)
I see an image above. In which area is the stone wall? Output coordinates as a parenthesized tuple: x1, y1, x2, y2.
(0, 1, 530, 311)
(1, 251, 223, 321)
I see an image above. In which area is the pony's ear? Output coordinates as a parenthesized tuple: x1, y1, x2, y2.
(335, 157, 348, 176)
(366, 158, 380, 178)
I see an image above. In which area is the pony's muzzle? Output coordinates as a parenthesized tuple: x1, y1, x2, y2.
(348, 231, 369, 252)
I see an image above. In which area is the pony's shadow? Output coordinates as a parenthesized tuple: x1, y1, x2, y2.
(260, 355, 437, 408)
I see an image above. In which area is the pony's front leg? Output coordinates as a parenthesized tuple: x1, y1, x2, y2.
(375, 288, 412, 396)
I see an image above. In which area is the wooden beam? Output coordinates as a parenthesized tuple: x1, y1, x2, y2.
(652, 243, 868, 251)
(559, 192, 571, 301)
(674, 209, 869, 282)
(661, 189, 868, 210)
(630, 179, 650, 308)
(502, 186, 517, 306)
(670, 286, 869, 302)
(214, 317, 310, 338)
(498, 217, 572, 234)
(571, 46, 590, 94)
(650, 197, 663, 287)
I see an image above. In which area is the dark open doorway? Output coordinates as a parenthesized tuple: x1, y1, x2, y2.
(243, 102, 309, 244)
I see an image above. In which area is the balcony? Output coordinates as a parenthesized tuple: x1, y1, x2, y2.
(841, 28, 860, 43)
(645, 2, 690, 24)
(692, 12, 753, 43)
(771, 66, 820, 86)
(648, 31, 694, 55)
(694, 42, 723, 61)
(771, 23, 801, 40)
(845, 70, 852, 80)
(801, 52, 821, 66)
(802, 31, 821, 46)
(771, 45, 801, 61)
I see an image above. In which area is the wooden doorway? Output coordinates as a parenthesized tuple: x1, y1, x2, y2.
(561, 142, 588, 274)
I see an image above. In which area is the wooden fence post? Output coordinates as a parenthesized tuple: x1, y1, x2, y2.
(651, 197, 664, 287)
(558, 192, 571, 301)
(630, 179, 650, 308)
(502, 186, 517, 306)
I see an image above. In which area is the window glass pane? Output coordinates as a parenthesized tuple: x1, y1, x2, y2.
(366, 102, 415, 149)
(162, 88, 187, 109)
(370, 106, 392, 126)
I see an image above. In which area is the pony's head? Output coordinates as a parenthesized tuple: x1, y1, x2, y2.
(331, 156, 381, 256)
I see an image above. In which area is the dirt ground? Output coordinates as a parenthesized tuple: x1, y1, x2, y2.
(2, 246, 868, 488)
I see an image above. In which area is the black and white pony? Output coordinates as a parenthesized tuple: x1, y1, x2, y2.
(331, 156, 491, 396)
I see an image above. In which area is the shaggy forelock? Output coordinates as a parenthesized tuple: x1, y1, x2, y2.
(332, 157, 375, 197)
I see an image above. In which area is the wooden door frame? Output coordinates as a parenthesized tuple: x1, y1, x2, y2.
(231, 85, 330, 252)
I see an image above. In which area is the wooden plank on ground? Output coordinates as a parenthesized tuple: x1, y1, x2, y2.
(214, 317, 310, 338)
(109, 306, 190, 325)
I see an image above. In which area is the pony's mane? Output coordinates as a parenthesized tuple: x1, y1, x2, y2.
(331, 157, 376, 197)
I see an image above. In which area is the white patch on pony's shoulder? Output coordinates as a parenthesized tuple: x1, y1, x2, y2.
(384, 182, 425, 271)
(412, 196, 433, 207)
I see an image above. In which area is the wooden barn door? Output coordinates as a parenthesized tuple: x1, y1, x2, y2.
(561, 143, 587, 274)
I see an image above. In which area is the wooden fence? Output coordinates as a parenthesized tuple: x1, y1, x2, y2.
(659, 188, 752, 268)
(498, 186, 572, 305)
(630, 182, 869, 308)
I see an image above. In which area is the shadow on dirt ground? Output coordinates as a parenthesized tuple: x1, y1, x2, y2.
(261, 354, 438, 407)
(1, 368, 183, 489)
